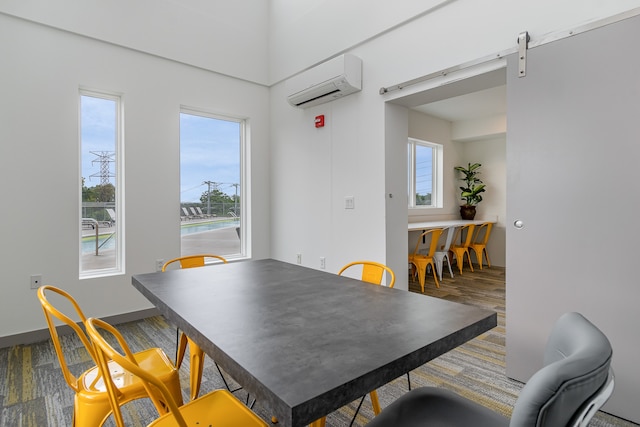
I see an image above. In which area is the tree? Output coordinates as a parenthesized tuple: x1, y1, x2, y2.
(200, 189, 234, 216)
(416, 193, 431, 205)
(82, 178, 115, 222)
(82, 179, 115, 202)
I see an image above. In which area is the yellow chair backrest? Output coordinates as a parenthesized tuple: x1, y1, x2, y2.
(473, 222, 493, 245)
(162, 254, 227, 271)
(453, 224, 475, 248)
(411, 228, 443, 258)
(37, 285, 94, 392)
(338, 261, 396, 288)
(86, 317, 183, 427)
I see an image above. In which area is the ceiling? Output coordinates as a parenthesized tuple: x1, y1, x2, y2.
(412, 85, 506, 122)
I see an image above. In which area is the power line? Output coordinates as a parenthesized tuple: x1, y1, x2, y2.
(180, 183, 205, 194)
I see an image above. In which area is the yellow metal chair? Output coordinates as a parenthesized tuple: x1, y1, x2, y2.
(470, 222, 493, 269)
(37, 285, 183, 427)
(161, 254, 235, 401)
(311, 261, 396, 427)
(162, 254, 227, 271)
(449, 224, 476, 274)
(338, 260, 396, 288)
(86, 317, 268, 427)
(408, 228, 443, 292)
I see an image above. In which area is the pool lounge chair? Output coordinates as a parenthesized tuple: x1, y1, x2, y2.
(181, 207, 191, 221)
(105, 208, 116, 226)
(195, 207, 210, 218)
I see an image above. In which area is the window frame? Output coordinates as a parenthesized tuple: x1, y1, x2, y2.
(408, 138, 443, 209)
(79, 89, 125, 279)
(179, 107, 248, 260)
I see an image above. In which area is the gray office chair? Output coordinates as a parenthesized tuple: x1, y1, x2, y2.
(367, 312, 614, 427)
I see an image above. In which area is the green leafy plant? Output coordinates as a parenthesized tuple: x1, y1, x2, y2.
(455, 162, 486, 206)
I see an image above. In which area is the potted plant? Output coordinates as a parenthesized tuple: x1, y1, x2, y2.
(454, 162, 486, 220)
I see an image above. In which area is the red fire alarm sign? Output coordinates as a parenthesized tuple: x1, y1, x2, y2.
(315, 115, 325, 128)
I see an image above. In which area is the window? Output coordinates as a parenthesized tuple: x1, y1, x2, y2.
(179, 109, 245, 259)
(408, 138, 443, 208)
(80, 90, 123, 277)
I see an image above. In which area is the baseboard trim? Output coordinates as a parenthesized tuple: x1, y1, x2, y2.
(0, 308, 160, 348)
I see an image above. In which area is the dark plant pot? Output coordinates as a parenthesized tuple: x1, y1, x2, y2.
(460, 205, 477, 220)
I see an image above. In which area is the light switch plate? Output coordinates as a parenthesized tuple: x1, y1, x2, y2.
(344, 196, 355, 209)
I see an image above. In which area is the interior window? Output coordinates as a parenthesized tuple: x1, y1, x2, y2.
(179, 110, 245, 259)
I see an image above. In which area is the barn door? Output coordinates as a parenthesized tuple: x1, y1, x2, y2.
(506, 13, 640, 422)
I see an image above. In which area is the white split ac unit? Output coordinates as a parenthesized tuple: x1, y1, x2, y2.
(286, 54, 362, 108)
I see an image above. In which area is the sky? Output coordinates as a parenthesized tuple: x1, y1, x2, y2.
(179, 112, 240, 203)
(81, 95, 241, 203)
(81, 95, 116, 187)
(415, 144, 433, 196)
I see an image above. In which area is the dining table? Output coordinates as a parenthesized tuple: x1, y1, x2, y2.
(408, 218, 492, 231)
(132, 258, 497, 427)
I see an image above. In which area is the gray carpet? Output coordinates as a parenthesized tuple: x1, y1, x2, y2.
(0, 266, 636, 426)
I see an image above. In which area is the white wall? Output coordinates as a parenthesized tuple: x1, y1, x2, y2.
(269, 0, 640, 84)
(0, 0, 270, 85)
(0, 13, 270, 338)
(452, 114, 506, 142)
(384, 103, 410, 289)
(268, 0, 449, 83)
(269, 80, 389, 276)
(459, 137, 506, 267)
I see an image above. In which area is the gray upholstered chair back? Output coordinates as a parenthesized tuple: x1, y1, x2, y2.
(509, 312, 613, 427)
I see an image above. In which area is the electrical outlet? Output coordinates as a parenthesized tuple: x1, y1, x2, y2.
(156, 259, 165, 272)
(344, 196, 355, 209)
(30, 274, 42, 290)
(320, 257, 326, 269)
(296, 253, 302, 264)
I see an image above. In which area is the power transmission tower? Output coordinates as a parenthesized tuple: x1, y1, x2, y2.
(90, 151, 115, 186)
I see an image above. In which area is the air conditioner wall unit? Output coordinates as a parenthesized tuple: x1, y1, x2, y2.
(286, 54, 362, 108)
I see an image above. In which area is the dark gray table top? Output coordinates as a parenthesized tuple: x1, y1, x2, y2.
(132, 258, 497, 427)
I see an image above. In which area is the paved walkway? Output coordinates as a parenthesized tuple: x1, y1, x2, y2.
(81, 219, 241, 271)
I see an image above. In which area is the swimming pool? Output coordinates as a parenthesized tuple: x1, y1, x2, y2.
(180, 219, 239, 236)
(82, 219, 240, 254)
